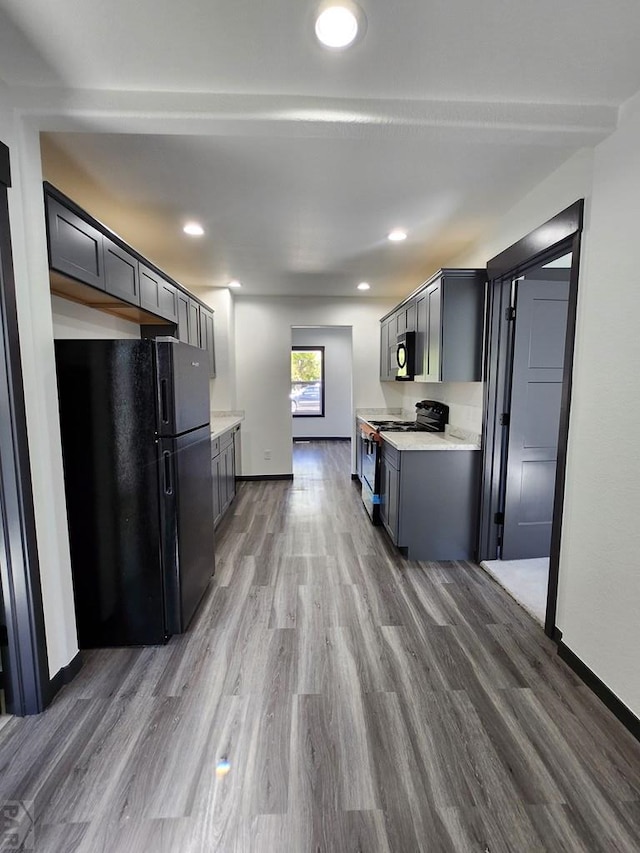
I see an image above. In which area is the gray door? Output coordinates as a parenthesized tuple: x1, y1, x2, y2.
(502, 277, 569, 559)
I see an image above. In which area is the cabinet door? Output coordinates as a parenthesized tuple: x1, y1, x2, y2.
(104, 240, 140, 306)
(379, 454, 389, 529)
(395, 309, 407, 336)
(46, 196, 105, 289)
(139, 262, 178, 322)
(188, 299, 201, 347)
(380, 320, 389, 380)
(176, 291, 190, 343)
(226, 440, 236, 506)
(380, 452, 400, 543)
(206, 312, 216, 377)
(425, 280, 442, 382)
(387, 462, 400, 542)
(405, 301, 417, 333)
(198, 307, 216, 377)
(414, 293, 428, 380)
(381, 317, 397, 380)
(211, 453, 222, 527)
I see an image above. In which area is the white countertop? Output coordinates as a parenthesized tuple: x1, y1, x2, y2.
(356, 409, 480, 451)
(210, 412, 244, 439)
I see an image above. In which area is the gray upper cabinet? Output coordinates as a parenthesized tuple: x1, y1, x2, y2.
(199, 306, 216, 378)
(188, 298, 200, 347)
(380, 315, 399, 381)
(103, 240, 140, 306)
(46, 196, 105, 290)
(381, 268, 485, 383)
(139, 262, 178, 322)
(176, 291, 190, 343)
(45, 184, 217, 348)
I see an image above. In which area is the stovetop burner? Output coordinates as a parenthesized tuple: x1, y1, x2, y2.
(367, 401, 449, 434)
(368, 419, 416, 429)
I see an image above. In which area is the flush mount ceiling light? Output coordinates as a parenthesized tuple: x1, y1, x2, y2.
(357, 281, 370, 290)
(228, 279, 242, 288)
(183, 222, 204, 236)
(387, 228, 408, 242)
(314, 1, 365, 49)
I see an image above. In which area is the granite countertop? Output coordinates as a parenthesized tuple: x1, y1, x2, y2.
(210, 411, 244, 439)
(356, 409, 481, 452)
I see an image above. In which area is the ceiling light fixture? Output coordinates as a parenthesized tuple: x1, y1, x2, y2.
(387, 228, 407, 242)
(315, 2, 363, 49)
(357, 282, 370, 290)
(228, 279, 242, 288)
(183, 222, 204, 236)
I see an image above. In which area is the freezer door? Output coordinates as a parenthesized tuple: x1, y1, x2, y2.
(155, 340, 210, 435)
(54, 339, 166, 646)
(160, 426, 215, 634)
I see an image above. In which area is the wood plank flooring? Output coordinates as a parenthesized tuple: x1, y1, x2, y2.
(0, 439, 639, 851)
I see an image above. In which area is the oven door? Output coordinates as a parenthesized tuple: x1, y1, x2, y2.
(360, 432, 381, 524)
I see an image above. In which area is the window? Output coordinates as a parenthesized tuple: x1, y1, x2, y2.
(291, 347, 325, 417)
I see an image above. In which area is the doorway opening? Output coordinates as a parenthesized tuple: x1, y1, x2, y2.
(478, 202, 583, 638)
(290, 326, 353, 445)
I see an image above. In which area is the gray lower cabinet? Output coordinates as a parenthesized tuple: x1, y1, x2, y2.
(379, 444, 400, 542)
(379, 439, 480, 560)
(211, 426, 239, 528)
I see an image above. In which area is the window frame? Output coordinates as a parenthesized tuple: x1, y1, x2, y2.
(291, 345, 325, 418)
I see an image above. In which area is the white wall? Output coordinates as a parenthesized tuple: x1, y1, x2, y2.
(395, 381, 484, 434)
(292, 326, 352, 439)
(452, 147, 595, 268)
(1, 108, 79, 677)
(235, 297, 401, 476)
(553, 90, 640, 716)
(448, 120, 640, 717)
(51, 295, 141, 339)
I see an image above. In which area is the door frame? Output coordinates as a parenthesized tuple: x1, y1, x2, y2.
(0, 141, 51, 714)
(478, 200, 584, 639)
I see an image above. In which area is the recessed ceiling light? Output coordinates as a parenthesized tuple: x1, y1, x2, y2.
(228, 279, 242, 288)
(388, 229, 407, 242)
(315, 3, 362, 49)
(357, 282, 370, 290)
(183, 222, 204, 236)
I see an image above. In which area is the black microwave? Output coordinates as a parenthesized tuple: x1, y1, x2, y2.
(395, 331, 416, 380)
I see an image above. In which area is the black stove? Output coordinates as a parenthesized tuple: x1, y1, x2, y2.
(367, 419, 417, 432)
(369, 401, 449, 434)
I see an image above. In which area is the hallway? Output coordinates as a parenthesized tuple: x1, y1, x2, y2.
(0, 440, 638, 851)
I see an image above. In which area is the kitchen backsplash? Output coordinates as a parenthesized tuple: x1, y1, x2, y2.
(396, 381, 483, 433)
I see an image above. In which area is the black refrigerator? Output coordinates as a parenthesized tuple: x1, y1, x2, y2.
(55, 338, 215, 647)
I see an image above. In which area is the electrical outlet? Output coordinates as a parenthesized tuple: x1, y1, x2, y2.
(264, 449, 272, 460)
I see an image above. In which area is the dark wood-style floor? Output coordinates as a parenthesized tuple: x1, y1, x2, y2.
(1, 440, 639, 852)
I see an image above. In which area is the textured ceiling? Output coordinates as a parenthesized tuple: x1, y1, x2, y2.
(2, 1, 640, 297)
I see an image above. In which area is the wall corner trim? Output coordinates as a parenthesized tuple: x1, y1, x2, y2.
(557, 642, 639, 742)
(44, 651, 83, 708)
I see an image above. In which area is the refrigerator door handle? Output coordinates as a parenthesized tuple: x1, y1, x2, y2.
(160, 378, 169, 424)
(163, 450, 174, 495)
